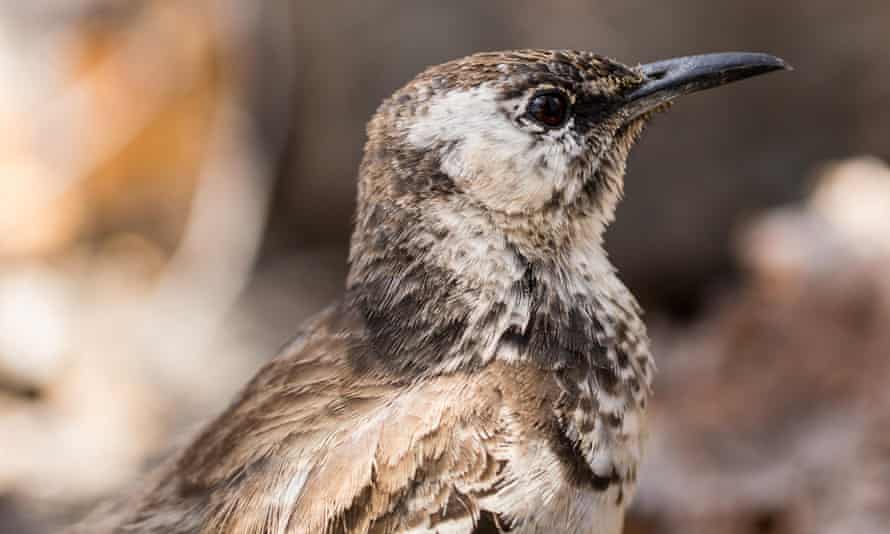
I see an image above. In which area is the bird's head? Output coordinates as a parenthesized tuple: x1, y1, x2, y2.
(346, 49, 787, 374)
(354, 50, 787, 263)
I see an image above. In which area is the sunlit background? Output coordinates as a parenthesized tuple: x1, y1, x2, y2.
(1, 1, 889, 532)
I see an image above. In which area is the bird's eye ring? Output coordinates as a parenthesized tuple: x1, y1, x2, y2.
(526, 90, 570, 128)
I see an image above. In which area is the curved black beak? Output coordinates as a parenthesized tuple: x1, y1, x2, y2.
(624, 52, 790, 117)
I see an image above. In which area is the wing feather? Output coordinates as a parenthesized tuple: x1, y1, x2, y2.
(70, 304, 518, 534)
(184, 305, 510, 534)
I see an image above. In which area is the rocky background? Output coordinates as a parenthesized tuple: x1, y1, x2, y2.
(0, 1, 888, 532)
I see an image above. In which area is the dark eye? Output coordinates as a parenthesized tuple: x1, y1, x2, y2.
(526, 91, 570, 128)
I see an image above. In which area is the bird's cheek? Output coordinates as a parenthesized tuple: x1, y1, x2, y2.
(471, 172, 554, 215)
(446, 145, 557, 215)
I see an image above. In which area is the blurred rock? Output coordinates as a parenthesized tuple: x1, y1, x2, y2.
(0, 495, 43, 534)
(0, 0, 226, 259)
(0, 163, 87, 259)
(808, 157, 890, 260)
(632, 157, 890, 534)
(0, 268, 73, 393)
(0, 250, 170, 510)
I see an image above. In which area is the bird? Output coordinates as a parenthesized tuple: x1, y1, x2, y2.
(71, 49, 788, 534)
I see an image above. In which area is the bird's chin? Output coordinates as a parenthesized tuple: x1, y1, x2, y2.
(611, 109, 661, 157)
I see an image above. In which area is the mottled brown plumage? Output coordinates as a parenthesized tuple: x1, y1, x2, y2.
(70, 49, 787, 534)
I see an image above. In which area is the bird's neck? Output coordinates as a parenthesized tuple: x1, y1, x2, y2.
(345, 201, 648, 379)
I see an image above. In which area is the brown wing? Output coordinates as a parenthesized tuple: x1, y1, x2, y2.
(102, 304, 513, 534)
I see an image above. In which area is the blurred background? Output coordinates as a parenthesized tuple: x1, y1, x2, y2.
(1, 1, 888, 532)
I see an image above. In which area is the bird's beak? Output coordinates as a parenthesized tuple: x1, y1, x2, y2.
(623, 52, 790, 118)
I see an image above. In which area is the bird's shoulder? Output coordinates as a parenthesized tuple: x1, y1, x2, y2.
(169, 302, 563, 533)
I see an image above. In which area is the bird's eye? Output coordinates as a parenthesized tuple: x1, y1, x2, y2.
(526, 91, 570, 128)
